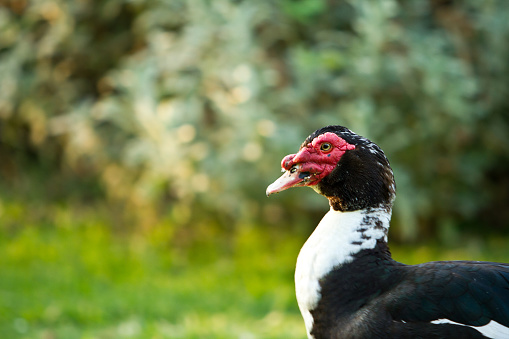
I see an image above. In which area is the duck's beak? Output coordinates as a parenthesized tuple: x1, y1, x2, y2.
(266, 165, 308, 196)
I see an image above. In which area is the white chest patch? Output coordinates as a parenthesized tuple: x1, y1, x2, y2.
(294, 208, 390, 338)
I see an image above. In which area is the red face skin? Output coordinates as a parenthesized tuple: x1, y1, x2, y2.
(266, 132, 355, 196)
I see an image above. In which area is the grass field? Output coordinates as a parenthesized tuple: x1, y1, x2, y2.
(1, 199, 508, 339)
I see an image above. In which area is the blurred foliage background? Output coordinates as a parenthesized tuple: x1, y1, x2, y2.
(1, 0, 509, 338)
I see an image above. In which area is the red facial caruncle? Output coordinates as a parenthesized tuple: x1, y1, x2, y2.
(266, 132, 355, 196)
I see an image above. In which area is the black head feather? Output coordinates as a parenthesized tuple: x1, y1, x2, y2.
(305, 125, 396, 211)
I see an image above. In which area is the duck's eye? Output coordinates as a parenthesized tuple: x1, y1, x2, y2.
(320, 142, 332, 152)
(290, 166, 297, 174)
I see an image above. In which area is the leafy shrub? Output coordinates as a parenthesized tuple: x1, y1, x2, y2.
(1, 0, 508, 238)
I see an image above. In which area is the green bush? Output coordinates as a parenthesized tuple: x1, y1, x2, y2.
(1, 0, 509, 238)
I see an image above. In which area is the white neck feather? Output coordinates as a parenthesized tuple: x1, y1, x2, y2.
(295, 207, 391, 339)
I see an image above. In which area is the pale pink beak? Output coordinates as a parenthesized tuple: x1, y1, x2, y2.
(266, 164, 307, 196)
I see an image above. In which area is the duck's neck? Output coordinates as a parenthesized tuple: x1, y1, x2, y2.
(295, 206, 392, 338)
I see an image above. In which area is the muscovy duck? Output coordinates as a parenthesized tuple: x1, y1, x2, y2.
(266, 125, 509, 339)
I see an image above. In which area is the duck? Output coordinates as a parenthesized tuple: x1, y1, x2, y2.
(266, 125, 509, 339)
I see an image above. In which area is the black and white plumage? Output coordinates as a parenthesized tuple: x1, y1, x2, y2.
(266, 125, 509, 339)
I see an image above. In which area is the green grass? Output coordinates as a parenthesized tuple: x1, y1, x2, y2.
(0, 201, 306, 339)
(1, 200, 508, 338)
